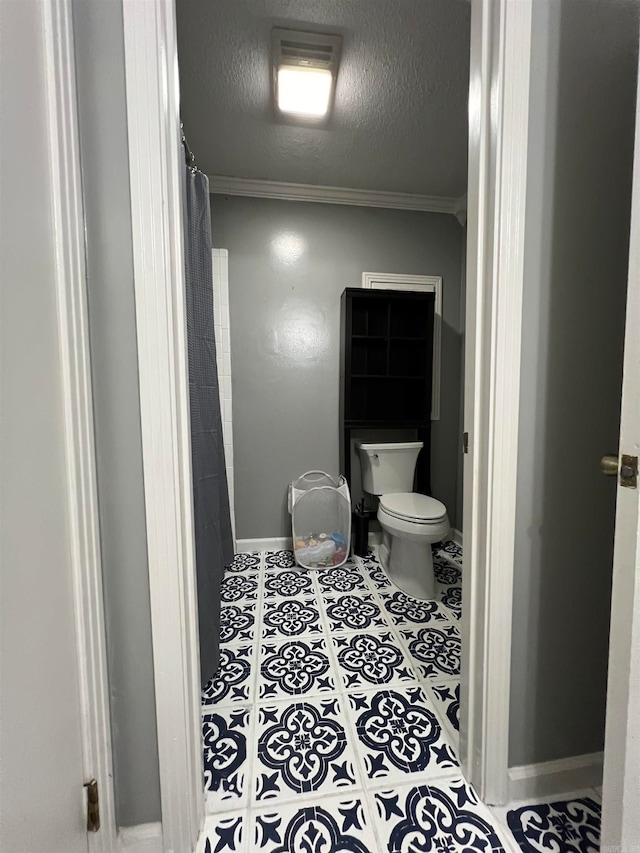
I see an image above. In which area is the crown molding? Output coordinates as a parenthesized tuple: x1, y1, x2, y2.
(208, 174, 466, 218)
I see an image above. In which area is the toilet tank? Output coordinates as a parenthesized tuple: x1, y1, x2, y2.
(357, 441, 423, 495)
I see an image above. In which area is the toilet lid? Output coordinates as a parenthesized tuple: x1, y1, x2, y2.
(380, 492, 447, 523)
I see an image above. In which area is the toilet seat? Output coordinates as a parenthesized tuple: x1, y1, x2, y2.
(379, 492, 447, 525)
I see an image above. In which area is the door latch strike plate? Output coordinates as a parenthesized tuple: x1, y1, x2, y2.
(463, 432, 469, 454)
(85, 779, 100, 832)
(620, 454, 638, 489)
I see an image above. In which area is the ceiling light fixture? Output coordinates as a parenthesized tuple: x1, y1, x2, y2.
(277, 66, 332, 118)
(272, 27, 342, 122)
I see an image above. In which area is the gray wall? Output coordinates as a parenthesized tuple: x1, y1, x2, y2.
(73, 0, 161, 826)
(211, 196, 465, 539)
(510, 0, 639, 767)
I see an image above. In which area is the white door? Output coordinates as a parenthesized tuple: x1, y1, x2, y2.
(600, 57, 640, 849)
(0, 2, 89, 852)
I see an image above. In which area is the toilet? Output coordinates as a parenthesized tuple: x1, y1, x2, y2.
(357, 441, 450, 600)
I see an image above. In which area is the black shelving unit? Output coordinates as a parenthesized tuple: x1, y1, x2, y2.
(339, 288, 435, 495)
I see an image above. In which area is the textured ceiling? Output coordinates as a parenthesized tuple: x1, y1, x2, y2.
(176, 0, 470, 198)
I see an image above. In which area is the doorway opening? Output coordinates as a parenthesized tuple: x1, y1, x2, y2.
(117, 0, 639, 849)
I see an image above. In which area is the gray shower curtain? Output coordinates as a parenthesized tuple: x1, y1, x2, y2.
(184, 165, 234, 688)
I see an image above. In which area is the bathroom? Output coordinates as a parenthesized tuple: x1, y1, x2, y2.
(71, 0, 640, 848)
(166, 0, 640, 847)
(171, 0, 621, 850)
(177, 1, 478, 848)
(5, 0, 639, 851)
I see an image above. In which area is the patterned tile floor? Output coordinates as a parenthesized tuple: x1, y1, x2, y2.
(199, 544, 602, 853)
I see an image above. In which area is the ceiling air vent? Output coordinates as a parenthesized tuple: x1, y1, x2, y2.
(271, 27, 342, 121)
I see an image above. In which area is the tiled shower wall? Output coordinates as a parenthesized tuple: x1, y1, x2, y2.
(212, 248, 236, 544)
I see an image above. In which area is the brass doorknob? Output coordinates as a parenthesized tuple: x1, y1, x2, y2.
(601, 455, 619, 476)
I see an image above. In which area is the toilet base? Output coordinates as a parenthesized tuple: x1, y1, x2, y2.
(381, 531, 436, 600)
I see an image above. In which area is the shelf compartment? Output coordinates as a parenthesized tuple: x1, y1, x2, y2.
(347, 376, 429, 422)
(351, 338, 387, 375)
(389, 339, 430, 377)
(389, 300, 431, 338)
(351, 298, 389, 337)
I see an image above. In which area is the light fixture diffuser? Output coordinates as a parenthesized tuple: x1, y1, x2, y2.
(272, 27, 342, 122)
(277, 65, 332, 118)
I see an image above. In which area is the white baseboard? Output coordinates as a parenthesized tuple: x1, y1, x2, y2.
(119, 823, 163, 853)
(236, 536, 292, 553)
(508, 752, 603, 801)
(451, 528, 463, 547)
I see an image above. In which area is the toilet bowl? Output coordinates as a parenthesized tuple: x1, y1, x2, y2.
(377, 492, 450, 600)
(356, 441, 450, 600)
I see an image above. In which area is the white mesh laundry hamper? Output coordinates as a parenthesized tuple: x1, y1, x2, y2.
(288, 471, 351, 569)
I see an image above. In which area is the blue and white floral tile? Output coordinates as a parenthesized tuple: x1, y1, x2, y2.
(220, 573, 260, 604)
(357, 557, 393, 593)
(250, 794, 378, 853)
(348, 685, 459, 785)
(260, 596, 324, 640)
(322, 592, 389, 633)
(220, 602, 257, 645)
(258, 637, 336, 700)
(203, 707, 251, 810)
(263, 569, 315, 600)
(316, 564, 370, 595)
(436, 539, 463, 567)
(506, 797, 601, 853)
(200, 811, 247, 853)
(373, 778, 508, 853)
(264, 550, 296, 571)
(427, 681, 460, 736)
(433, 556, 462, 587)
(438, 583, 462, 620)
(358, 550, 380, 569)
(398, 622, 461, 680)
(379, 590, 450, 627)
(226, 552, 262, 574)
(331, 631, 418, 691)
(254, 695, 359, 803)
(202, 644, 256, 709)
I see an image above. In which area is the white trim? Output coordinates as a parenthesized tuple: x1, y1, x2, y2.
(462, 0, 532, 805)
(362, 272, 442, 420)
(119, 823, 163, 853)
(508, 753, 604, 802)
(43, 0, 116, 848)
(236, 536, 292, 553)
(209, 174, 466, 217)
(451, 528, 463, 548)
(122, 1, 203, 850)
(212, 249, 236, 547)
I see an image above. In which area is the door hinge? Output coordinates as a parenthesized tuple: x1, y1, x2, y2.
(84, 779, 100, 833)
(463, 432, 469, 454)
(620, 454, 638, 488)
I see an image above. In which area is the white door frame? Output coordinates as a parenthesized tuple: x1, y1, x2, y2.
(121, 0, 535, 842)
(43, 0, 117, 848)
(460, 0, 532, 805)
(122, 1, 204, 850)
